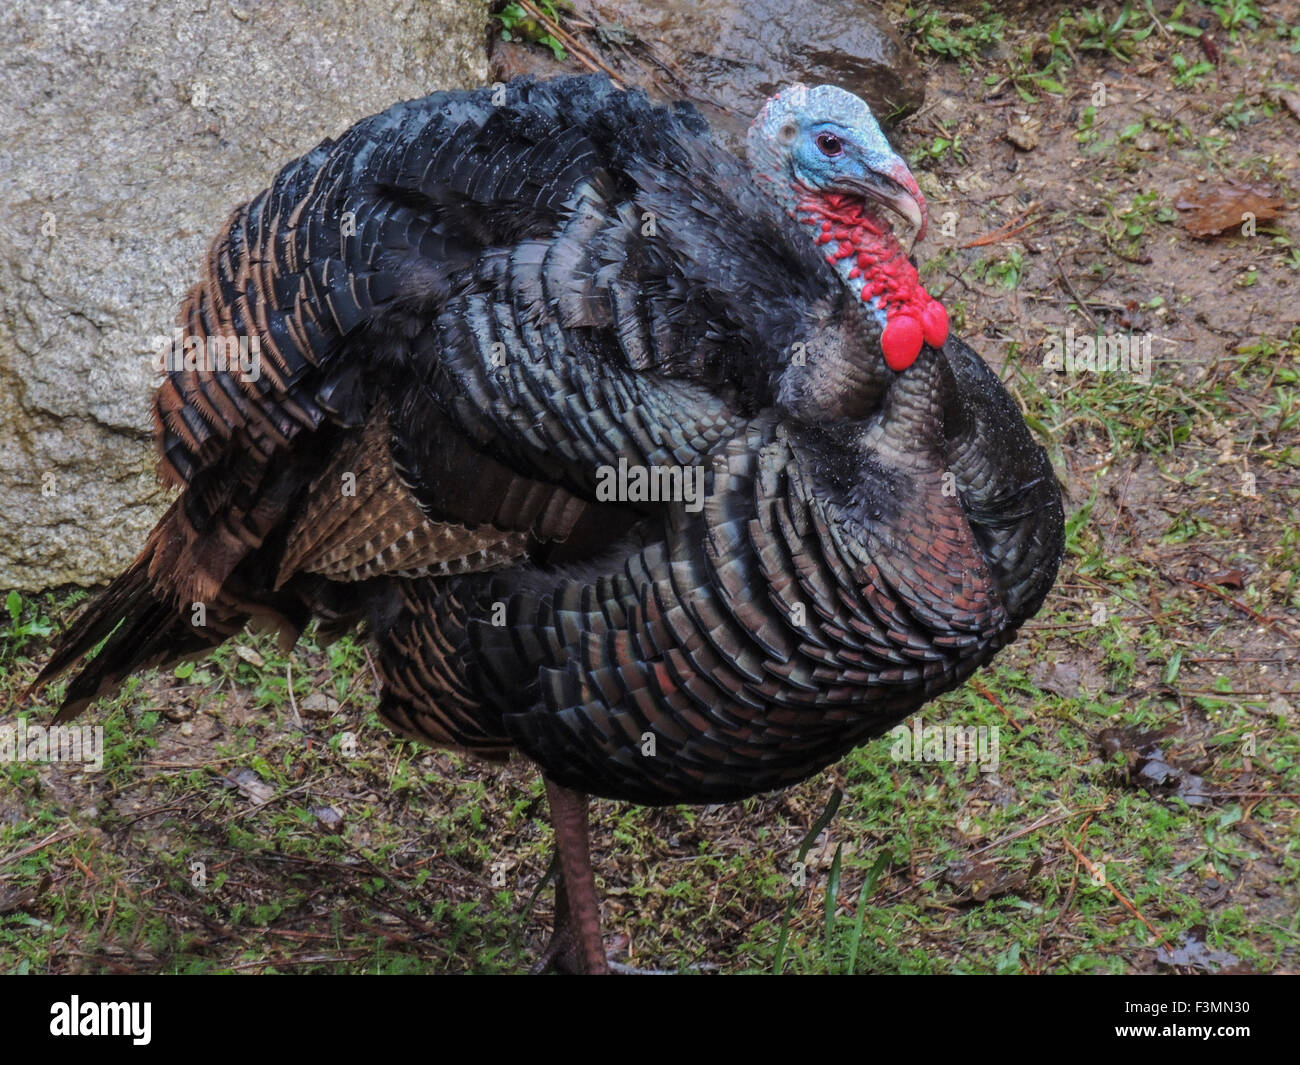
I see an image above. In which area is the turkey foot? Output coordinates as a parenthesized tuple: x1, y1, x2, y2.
(532, 872, 692, 974)
(532, 780, 707, 975)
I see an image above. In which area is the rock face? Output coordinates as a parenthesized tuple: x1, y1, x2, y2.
(0, 0, 487, 591)
(490, 0, 926, 152)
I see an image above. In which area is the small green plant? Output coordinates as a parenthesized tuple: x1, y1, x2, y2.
(1217, 94, 1269, 129)
(1077, 4, 1153, 61)
(1275, 20, 1300, 52)
(906, 4, 1006, 60)
(911, 131, 966, 166)
(977, 248, 1026, 290)
(1171, 52, 1215, 86)
(772, 787, 841, 974)
(493, 1, 570, 62)
(1157, 1, 1210, 38)
(998, 52, 1070, 102)
(1076, 104, 1099, 143)
(2, 590, 54, 659)
(821, 848, 892, 974)
(1115, 189, 1177, 249)
(1208, 0, 1262, 38)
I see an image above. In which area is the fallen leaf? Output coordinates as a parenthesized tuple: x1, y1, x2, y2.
(1030, 656, 1108, 697)
(313, 805, 345, 831)
(300, 691, 340, 718)
(944, 857, 1039, 902)
(161, 701, 194, 723)
(1155, 930, 1240, 973)
(0, 875, 50, 915)
(1174, 182, 1286, 238)
(1005, 115, 1041, 151)
(1206, 569, 1245, 589)
(224, 767, 274, 805)
(1096, 727, 1211, 806)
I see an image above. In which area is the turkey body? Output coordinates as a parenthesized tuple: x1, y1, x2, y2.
(389, 337, 1062, 806)
(35, 74, 1064, 971)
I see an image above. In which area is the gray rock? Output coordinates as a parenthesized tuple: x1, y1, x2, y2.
(0, 0, 487, 591)
(490, 0, 926, 153)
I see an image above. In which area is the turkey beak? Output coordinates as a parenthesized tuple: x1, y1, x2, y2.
(832, 164, 928, 245)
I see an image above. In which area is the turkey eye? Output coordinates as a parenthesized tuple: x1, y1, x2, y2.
(816, 132, 844, 156)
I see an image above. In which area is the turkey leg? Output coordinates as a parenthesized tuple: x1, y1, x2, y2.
(534, 778, 609, 974)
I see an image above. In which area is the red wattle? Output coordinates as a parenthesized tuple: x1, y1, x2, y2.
(881, 316, 922, 372)
(921, 301, 949, 349)
(793, 193, 952, 372)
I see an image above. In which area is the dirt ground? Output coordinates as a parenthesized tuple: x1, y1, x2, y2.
(2, 2, 1297, 974)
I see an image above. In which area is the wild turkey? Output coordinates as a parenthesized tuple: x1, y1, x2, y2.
(31, 75, 1064, 973)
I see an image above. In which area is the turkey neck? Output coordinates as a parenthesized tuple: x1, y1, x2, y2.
(787, 337, 1060, 629)
(794, 343, 956, 512)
